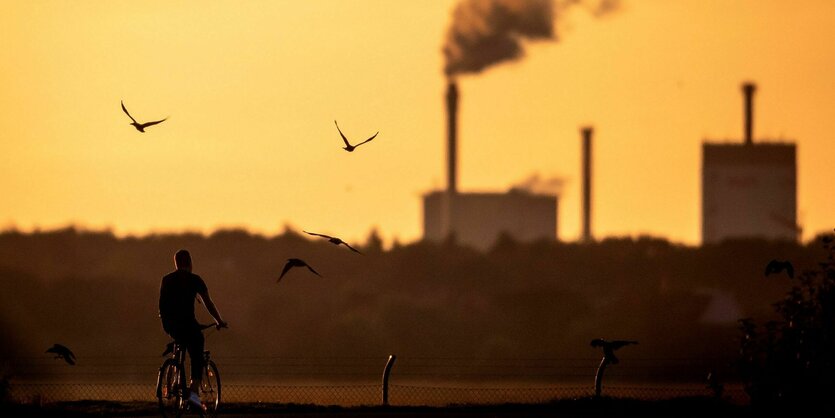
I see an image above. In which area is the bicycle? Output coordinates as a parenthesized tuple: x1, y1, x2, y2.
(156, 324, 222, 417)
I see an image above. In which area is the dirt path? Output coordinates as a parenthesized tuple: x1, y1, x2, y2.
(3, 398, 753, 418)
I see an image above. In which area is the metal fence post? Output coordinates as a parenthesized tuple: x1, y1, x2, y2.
(594, 358, 608, 397)
(381, 354, 397, 406)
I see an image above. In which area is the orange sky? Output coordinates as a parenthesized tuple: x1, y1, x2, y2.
(1, 0, 833, 245)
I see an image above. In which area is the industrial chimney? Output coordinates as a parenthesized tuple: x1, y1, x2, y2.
(742, 82, 756, 145)
(581, 126, 593, 242)
(446, 82, 459, 194)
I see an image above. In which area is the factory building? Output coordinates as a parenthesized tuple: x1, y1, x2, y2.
(423, 190, 557, 248)
(702, 83, 798, 243)
(422, 83, 558, 250)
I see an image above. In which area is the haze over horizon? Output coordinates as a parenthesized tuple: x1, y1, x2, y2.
(2, 0, 834, 245)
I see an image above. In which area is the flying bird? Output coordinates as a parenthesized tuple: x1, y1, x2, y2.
(46, 344, 76, 365)
(303, 231, 362, 254)
(121, 100, 167, 132)
(590, 339, 638, 365)
(334, 120, 378, 152)
(278, 258, 322, 282)
(765, 259, 794, 279)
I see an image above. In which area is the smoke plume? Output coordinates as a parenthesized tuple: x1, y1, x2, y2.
(443, 0, 619, 76)
(510, 172, 567, 195)
(564, 0, 621, 17)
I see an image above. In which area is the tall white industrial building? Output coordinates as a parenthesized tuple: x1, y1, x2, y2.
(701, 83, 798, 243)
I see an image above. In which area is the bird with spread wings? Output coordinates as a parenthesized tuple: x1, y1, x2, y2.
(334, 120, 377, 152)
(590, 339, 638, 365)
(46, 343, 76, 365)
(764, 259, 794, 279)
(303, 231, 362, 254)
(278, 258, 322, 283)
(121, 100, 167, 132)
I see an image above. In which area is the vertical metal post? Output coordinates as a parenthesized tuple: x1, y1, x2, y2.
(594, 358, 607, 398)
(381, 354, 397, 406)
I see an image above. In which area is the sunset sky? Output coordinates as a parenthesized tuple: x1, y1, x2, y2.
(1, 0, 833, 245)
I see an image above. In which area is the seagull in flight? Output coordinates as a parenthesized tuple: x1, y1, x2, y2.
(46, 344, 76, 365)
(335, 120, 377, 152)
(590, 339, 638, 365)
(121, 100, 167, 132)
(278, 258, 322, 283)
(765, 259, 794, 279)
(303, 231, 362, 254)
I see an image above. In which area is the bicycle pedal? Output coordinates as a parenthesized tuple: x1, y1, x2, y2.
(186, 396, 206, 411)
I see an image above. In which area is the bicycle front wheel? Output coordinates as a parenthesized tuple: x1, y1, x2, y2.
(157, 358, 185, 418)
(201, 360, 221, 416)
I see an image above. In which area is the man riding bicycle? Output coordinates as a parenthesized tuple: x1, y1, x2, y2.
(159, 249, 228, 410)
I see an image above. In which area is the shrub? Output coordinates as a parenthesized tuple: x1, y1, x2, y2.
(737, 231, 835, 409)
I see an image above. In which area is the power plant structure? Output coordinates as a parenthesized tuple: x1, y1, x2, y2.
(422, 82, 558, 250)
(701, 82, 798, 243)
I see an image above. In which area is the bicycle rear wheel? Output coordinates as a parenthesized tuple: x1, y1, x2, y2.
(157, 358, 185, 418)
(201, 360, 221, 416)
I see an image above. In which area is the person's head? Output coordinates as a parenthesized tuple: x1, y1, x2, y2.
(174, 249, 192, 272)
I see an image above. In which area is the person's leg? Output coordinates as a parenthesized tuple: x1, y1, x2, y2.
(186, 330, 205, 397)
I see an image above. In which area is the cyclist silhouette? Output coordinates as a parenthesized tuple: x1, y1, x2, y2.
(159, 249, 227, 410)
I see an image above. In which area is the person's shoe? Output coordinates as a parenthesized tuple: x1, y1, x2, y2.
(186, 391, 205, 411)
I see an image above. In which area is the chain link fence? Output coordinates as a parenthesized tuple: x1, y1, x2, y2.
(4, 356, 748, 406)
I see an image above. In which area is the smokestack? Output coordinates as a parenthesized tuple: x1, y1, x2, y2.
(742, 82, 756, 145)
(581, 126, 593, 242)
(446, 82, 459, 194)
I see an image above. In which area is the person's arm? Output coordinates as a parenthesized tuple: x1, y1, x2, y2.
(198, 289, 228, 329)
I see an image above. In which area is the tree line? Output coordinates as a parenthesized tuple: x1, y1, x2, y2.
(0, 227, 828, 382)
